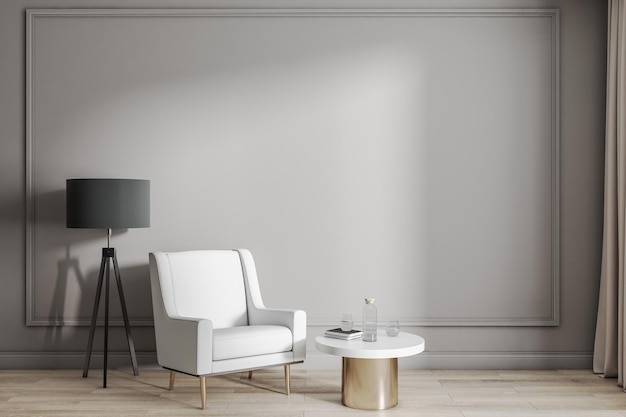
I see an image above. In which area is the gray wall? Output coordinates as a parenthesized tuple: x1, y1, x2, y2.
(0, 0, 607, 370)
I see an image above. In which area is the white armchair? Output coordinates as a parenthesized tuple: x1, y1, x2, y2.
(148, 249, 306, 409)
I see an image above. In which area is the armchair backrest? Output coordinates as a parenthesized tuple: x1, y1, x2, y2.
(153, 250, 249, 328)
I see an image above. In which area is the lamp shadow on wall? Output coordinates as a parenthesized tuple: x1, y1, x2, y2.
(33, 189, 84, 343)
(45, 245, 86, 345)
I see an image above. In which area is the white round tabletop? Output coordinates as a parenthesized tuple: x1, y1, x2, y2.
(315, 331, 425, 359)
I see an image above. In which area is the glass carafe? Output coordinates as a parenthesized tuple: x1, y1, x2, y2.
(362, 298, 377, 342)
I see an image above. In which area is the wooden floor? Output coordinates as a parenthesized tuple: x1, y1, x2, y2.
(1, 368, 626, 416)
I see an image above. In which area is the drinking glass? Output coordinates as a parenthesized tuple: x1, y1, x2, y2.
(385, 320, 400, 337)
(341, 313, 353, 332)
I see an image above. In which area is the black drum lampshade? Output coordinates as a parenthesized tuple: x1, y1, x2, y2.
(66, 178, 150, 229)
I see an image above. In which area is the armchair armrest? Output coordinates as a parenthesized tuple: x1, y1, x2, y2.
(235, 249, 307, 362)
(250, 308, 307, 362)
(150, 252, 215, 375)
(153, 313, 214, 376)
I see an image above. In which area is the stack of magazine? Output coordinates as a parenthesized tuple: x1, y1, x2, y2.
(324, 328, 363, 340)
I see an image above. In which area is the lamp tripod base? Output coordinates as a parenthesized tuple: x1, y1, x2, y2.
(82, 247, 139, 388)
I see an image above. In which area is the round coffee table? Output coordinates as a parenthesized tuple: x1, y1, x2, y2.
(315, 331, 425, 410)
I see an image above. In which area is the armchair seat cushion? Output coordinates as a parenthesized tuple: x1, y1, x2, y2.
(213, 325, 293, 361)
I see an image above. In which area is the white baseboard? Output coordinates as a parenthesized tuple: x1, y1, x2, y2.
(0, 350, 592, 370)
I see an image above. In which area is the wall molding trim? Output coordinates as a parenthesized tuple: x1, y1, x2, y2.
(26, 7, 560, 327)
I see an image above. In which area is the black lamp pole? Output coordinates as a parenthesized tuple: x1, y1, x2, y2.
(66, 178, 150, 388)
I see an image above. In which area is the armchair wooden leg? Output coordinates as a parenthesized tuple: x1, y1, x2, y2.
(284, 364, 290, 396)
(199, 376, 207, 410)
(248, 371, 253, 379)
(169, 371, 176, 390)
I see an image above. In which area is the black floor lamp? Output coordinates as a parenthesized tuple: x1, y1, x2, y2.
(66, 178, 150, 388)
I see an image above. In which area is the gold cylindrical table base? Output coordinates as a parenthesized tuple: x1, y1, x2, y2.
(341, 357, 398, 410)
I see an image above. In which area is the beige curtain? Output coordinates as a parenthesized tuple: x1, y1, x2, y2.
(594, 0, 626, 386)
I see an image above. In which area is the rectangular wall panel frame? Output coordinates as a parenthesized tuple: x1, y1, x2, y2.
(26, 8, 560, 326)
